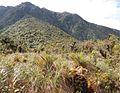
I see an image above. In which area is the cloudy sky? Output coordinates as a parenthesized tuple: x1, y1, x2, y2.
(0, 0, 120, 30)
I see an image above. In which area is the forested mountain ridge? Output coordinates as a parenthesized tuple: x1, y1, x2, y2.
(0, 2, 120, 40)
(0, 17, 80, 53)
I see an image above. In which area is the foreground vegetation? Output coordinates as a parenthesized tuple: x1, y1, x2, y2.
(0, 35, 120, 93)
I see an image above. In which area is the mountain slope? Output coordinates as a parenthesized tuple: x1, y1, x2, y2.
(0, 2, 120, 40)
(56, 12, 120, 40)
(0, 17, 80, 53)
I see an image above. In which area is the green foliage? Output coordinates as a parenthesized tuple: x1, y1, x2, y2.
(0, 25, 120, 93)
(70, 52, 88, 67)
(0, 2, 120, 41)
(0, 17, 81, 54)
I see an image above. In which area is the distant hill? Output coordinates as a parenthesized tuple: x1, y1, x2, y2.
(0, 17, 80, 53)
(0, 2, 120, 40)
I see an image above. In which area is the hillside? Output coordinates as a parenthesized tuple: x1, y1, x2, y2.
(0, 2, 120, 93)
(0, 2, 120, 40)
(0, 35, 120, 93)
(0, 17, 80, 53)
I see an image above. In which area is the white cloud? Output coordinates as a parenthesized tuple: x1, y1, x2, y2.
(0, 0, 120, 30)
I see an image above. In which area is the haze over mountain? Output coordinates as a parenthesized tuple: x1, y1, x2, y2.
(0, 2, 120, 41)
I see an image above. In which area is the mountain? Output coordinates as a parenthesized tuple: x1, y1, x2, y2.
(0, 2, 120, 40)
(0, 17, 80, 53)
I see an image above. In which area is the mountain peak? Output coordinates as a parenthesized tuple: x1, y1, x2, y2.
(21, 2, 34, 6)
(0, 2, 120, 40)
(17, 2, 35, 8)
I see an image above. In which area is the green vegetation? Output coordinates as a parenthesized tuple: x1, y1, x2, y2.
(0, 2, 120, 40)
(0, 2, 120, 93)
(0, 35, 120, 93)
(0, 17, 80, 54)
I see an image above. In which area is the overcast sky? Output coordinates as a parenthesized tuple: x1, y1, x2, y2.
(0, 0, 120, 30)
